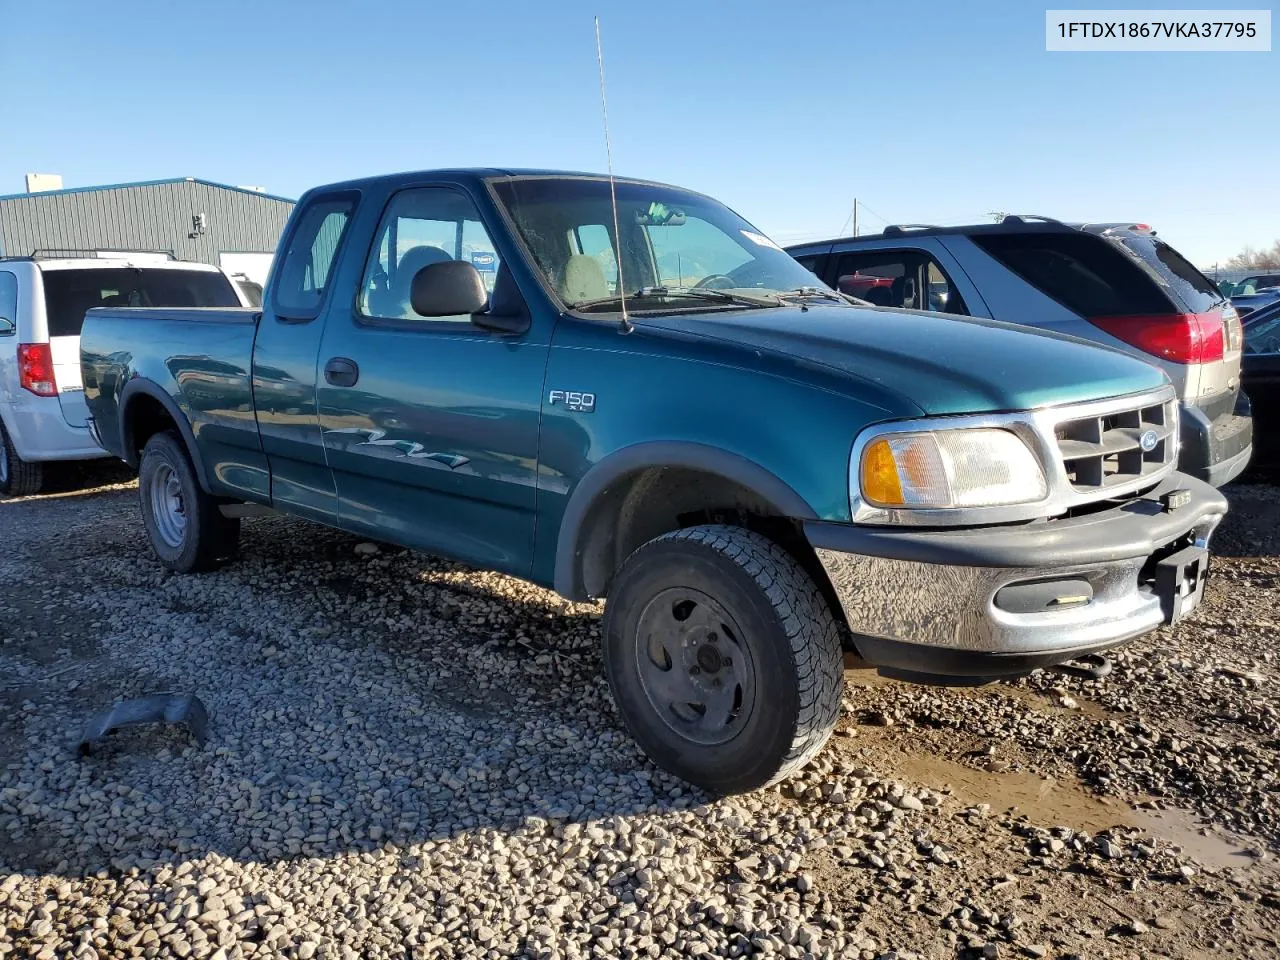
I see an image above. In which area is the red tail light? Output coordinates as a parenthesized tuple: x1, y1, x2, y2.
(1089, 312, 1224, 364)
(17, 343, 57, 397)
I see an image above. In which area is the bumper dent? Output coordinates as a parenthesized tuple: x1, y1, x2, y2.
(808, 474, 1226, 676)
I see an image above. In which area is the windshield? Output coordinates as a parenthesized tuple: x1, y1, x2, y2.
(489, 176, 829, 312)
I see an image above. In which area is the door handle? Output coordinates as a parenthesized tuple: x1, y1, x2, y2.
(324, 357, 359, 387)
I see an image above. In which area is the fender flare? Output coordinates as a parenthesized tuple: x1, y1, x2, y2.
(552, 440, 818, 600)
(119, 378, 213, 493)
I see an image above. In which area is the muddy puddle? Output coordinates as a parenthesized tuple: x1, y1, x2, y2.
(840, 659, 1259, 872)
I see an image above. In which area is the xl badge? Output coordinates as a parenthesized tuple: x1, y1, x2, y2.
(549, 390, 596, 413)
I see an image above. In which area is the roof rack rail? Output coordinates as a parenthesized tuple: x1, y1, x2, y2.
(998, 214, 1065, 226)
(882, 224, 941, 236)
(25, 247, 178, 260)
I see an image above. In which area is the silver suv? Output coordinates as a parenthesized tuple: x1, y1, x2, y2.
(787, 217, 1251, 486)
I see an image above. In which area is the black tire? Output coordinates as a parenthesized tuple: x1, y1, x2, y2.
(0, 418, 43, 497)
(603, 524, 843, 794)
(138, 431, 240, 573)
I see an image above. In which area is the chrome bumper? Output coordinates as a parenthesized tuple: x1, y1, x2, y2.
(806, 474, 1227, 677)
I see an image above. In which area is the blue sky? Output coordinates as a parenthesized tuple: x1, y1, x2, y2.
(1, 0, 1275, 267)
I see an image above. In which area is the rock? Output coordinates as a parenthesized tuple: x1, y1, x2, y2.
(897, 795, 924, 812)
(1124, 920, 1150, 935)
(354, 542, 379, 556)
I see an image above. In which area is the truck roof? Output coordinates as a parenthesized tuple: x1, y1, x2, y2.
(305, 167, 689, 195)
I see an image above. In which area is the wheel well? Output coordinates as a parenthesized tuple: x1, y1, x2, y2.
(574, 466, 842, 618)
(123, 394, 178, 465)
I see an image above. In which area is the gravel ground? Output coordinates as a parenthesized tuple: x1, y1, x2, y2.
(2, 467, 1279, 959)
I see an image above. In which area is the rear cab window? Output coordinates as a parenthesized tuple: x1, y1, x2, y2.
(40, 268, 240, 338)
(273, 195, 357, 318)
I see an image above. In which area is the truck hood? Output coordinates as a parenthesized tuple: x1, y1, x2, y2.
(640, 304, 1169, 415)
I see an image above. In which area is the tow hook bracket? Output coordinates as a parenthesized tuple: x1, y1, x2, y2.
(77, 692, 209, 755)
(1046, 653, 1112, 682)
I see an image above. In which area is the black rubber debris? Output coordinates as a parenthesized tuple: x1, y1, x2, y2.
(77, 692, 209, 755)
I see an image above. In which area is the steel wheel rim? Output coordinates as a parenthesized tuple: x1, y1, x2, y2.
(633, 586, 756, 746)
(149, 463, 187, 548)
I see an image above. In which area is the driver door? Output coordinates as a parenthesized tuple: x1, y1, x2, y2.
(316, 184, 550, 577)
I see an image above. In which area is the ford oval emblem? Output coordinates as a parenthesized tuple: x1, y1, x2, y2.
(1139, 429, 1159, 452)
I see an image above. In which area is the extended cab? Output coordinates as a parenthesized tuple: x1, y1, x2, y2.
(82, 170, 1227, 793)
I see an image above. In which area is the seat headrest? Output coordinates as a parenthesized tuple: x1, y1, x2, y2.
(560, 255, 609, 303)
(396, 246, 453, 289)
(862, 286, 893, 307)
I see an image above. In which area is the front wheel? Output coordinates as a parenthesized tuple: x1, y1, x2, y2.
(138, 431, 239, 572)
(603, 525, 844, 794)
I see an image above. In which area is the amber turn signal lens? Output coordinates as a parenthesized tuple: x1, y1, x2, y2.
(861, 438, 904, 506)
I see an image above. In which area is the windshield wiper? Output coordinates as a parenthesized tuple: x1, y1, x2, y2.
(778, 286, 868, 307)
(573, 286, 782, 311)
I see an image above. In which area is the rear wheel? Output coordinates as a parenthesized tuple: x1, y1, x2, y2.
(603, 525, 843, 794)
(138, 431, 239, 572)
(0, 419, 43, 497)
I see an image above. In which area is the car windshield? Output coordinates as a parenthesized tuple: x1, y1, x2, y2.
(1242, 274, 1280, 290)
(1246, 310, 1280, 354)
(489, 176, 831, 313)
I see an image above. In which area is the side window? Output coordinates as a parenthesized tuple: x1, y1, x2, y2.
(834, 253, 913, 308)
(833, 251, 968, 314)
(927, 261, 967, 315)
(360, 187, 501, 323)
(0, 271, 16, 333)
(274, 196, 356, 317)
(972, 233, 1167, 318)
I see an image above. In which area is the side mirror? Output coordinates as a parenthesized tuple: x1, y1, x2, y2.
(0, 317, 14, 336)
(410, 261, 488, 318)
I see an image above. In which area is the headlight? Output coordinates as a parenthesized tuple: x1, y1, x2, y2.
(859, 428, 1047, 509)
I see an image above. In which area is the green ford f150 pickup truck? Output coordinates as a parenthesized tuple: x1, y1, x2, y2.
(81, 169, 1228, 793)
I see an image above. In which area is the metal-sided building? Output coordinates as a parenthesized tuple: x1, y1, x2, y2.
(0, 178, 294, 284)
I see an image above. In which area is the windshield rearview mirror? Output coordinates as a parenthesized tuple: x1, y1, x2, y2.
(410, 261, 488, 318)
(0, 317, 14, 336)
(635, 202, 686, 227)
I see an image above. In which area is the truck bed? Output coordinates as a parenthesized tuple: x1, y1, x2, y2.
(81, 307, 264, 494)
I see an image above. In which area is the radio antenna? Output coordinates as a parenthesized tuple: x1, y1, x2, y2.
(594, 16, 632, 334)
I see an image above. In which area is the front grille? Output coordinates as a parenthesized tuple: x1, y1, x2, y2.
(1054, 397, 1177, 490)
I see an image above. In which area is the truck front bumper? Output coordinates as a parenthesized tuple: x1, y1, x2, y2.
(805, 474, 1227, 683)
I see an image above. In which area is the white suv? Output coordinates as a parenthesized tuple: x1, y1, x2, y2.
(0, 255, 247, 496)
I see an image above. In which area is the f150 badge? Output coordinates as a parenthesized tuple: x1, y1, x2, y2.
(549, 390, 596, 413)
